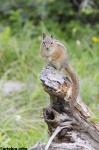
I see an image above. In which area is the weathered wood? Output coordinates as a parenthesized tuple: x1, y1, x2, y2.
(29, 65, 99, 150)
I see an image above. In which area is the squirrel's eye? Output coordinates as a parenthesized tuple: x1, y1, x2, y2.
(51, 42, 53, 45)
(43, 42, 45, 45)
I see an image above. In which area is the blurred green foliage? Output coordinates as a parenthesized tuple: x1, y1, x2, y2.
(0, 0, 99, 148)
(0, 0, 99, 35)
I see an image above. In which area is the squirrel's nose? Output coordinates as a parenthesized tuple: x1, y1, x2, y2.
(46, 47, 49, 50)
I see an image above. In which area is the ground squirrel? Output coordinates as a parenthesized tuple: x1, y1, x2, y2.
(40, 33, 79, 107)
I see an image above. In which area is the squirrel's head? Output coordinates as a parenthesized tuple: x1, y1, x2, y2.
(42, 33, 54, 51)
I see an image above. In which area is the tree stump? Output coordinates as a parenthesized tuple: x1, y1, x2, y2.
(30, 65, 99, 150)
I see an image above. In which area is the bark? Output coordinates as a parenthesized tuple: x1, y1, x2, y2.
(29, 65, 99, 150)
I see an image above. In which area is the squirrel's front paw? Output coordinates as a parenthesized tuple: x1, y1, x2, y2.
(47, 57, 52, 62)
(44, 57, 52, 62)
(44, 57, 48, 62)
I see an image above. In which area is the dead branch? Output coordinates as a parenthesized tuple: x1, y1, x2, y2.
(29, 65, 99, 150)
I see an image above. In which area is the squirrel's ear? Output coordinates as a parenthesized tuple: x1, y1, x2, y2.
(42, 33, 46, 39)
(51, 33, 54, 38)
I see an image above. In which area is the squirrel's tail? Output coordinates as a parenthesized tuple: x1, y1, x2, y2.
(65, 64, 79, 105)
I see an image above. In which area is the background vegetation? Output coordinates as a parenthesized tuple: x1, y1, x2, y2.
(0, 0, 99, 148)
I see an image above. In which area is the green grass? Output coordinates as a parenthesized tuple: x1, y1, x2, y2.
(0, 23, 99, 147)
